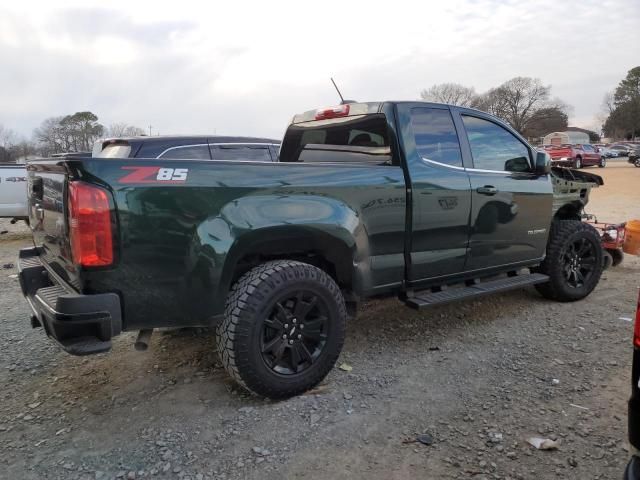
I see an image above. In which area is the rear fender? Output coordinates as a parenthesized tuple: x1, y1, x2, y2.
(191, 194, 366, 318)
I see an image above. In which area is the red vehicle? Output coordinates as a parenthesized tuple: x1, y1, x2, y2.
(583, 216, 626, 267)
(543, 144, 606, 169)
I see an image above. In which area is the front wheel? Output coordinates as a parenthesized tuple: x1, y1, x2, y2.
(216, 260, 347, 399)
(635, 158, 640, 167)
(574, 157, 582, 169)
(598, 156, 606, 168)
(534, 220, 603, 302)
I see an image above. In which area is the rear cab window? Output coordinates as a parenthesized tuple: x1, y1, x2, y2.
(280, 107, 393, 165)
(94, 142, 132, 158)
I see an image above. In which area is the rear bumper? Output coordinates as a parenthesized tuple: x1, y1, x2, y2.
(18, 247, 122, 355)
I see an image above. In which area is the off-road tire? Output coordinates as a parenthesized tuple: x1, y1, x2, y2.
(216, 260, 347, 399)
(533, 220, 603, 302)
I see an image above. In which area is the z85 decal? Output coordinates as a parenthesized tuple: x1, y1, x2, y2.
(119, 166, 189, 184)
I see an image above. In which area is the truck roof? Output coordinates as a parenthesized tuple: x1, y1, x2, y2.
(100, 135, 281, 145)
(95, 135, 281, 159)
(290, 101, 493, 124)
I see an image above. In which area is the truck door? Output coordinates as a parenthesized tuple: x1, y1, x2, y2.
(453, 110, 553, 271)
(396, 103, 472, 281)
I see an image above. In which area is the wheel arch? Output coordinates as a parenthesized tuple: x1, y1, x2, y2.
(219, 225, 358, 300)
(553, 201, 583, 221)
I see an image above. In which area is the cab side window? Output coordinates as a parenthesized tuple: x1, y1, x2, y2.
(158, 145, 211, 159)
(410, 108, 463, 167)
(211, 145, 273, 162)
(462, 115, 531, 172)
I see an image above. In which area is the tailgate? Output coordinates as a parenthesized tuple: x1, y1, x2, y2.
(27, 161, 79, 289)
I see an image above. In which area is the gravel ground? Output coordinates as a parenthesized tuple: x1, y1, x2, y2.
(1, 161, 639, 480)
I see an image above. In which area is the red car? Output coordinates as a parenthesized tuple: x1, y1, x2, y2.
(543, 144, 606, 168)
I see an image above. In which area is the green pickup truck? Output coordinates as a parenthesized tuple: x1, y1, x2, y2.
(19, 101, 604, 398)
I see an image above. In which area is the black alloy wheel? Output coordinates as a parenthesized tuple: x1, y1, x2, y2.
(216, 260, 346, 399)
(260, 291, 329, 375)
(534, 220, 603, 302)
(562, 237, 597, 288)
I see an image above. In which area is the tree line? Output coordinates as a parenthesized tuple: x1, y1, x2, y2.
(602, 67, 640, 140)
(421, 68, 640, 142)
(0, 113, 144, 163)
(420, 77, 576, 141)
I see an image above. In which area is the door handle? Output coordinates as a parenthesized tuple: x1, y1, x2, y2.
(476, 186, 498, 195)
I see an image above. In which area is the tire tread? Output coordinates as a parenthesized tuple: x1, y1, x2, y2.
(216, 260, 346, 398)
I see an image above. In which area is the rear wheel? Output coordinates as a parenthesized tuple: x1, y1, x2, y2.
(534, 220, 603, 301)
(216, 260, 346, 399)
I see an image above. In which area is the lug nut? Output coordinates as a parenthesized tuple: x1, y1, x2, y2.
(288, 340, 294, 345)
(282, 334, 287, 339)
(293, 318, 297, 324)
(297, 334, 302, 339)
(284, 324, 289, 329)
(300, 325, 304, 329)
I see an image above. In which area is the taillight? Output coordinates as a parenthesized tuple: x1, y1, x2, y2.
(315, 104, 350, 120)
(634, 289, 640, 348)
(68, 182, 114, 267)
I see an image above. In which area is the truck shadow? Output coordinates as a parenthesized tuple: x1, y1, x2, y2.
(37, 287, 546, 414)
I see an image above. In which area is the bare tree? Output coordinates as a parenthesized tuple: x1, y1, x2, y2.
(476, 77, 566, 134)
(34, 116, 68, 156)
(0, 124, 17, 162)
(34, 112, 104, 155)
(0, 124, 16, 149)
(602, 91, 615, 114)
(420, 83, 480, 107)
(107, 122, 146, 137)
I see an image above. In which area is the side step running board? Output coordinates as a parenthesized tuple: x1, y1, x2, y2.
(403, 273, 549, 310)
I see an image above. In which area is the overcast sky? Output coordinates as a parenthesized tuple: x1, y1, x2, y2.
(1, 0, 638, 140)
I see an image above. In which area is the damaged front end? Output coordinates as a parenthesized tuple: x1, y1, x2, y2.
(550, 167, 603, 216)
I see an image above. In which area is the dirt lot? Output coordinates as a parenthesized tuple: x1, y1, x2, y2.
(1, 160, 639, 480)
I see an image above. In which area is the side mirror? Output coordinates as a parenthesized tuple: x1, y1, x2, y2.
(535, 151, 551, 174)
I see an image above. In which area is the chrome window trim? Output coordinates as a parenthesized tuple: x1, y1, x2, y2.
(421, 157, 534, 175)
(421, 157, 466, 171)
(210, 143, 277, 146)
(156, 142, 279, 159)
(466, 167, 530, 175)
